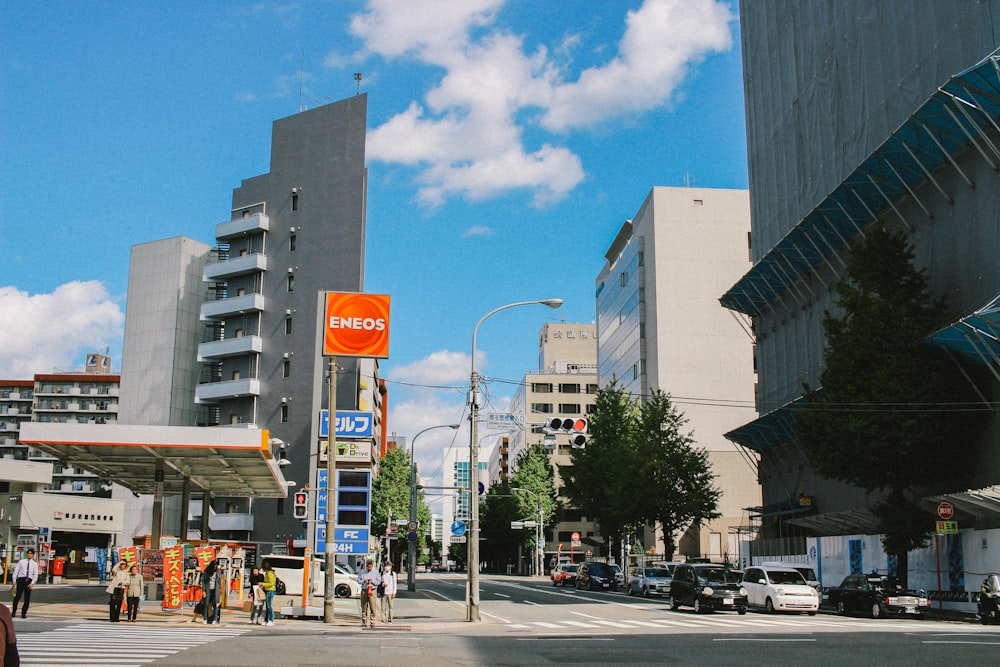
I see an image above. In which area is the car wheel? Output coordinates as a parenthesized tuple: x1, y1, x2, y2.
(642, 586, 649, 598)
(335, 584, 351, 598)
(670, 596, 680, 611)
(765, 598, 775, 614)
(871, 602, 883, 619)
(737, 606, 748, 615)
(836, 600, 847, 616)
(807, 611, 817, 616)
(693, 597, 704, 614)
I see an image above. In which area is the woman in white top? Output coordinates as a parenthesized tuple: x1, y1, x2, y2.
(380, 562, 398, 623)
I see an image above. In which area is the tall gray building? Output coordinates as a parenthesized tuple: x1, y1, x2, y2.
(124, 95, 372, 544)
(725, 2, 1000, 537)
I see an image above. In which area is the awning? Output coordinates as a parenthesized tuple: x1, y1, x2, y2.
(722, 48, 1000, 316)
(786, 509, 881, 536)
(19, 422, 289, 498)
(927, 294, 1000, 366)
(724, 397, 804, 453)
(924, 485, 1000, 519)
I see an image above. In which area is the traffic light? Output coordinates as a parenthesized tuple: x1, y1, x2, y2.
(293, 491, 308, 519)
(543, 417, 588, 448)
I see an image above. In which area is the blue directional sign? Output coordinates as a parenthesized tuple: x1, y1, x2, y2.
(451, 520, 467, 536)
(319, 410, 374, 438)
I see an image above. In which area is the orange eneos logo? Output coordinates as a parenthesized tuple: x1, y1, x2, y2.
(323, 292, 391, 358)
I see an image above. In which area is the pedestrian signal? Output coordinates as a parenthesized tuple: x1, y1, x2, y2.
(293, 491, 309, 519)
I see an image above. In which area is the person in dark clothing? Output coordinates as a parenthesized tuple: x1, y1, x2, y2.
(0, 602, 18, 667)
(106, 560, 130, 622)
(201, 560, 222, 625)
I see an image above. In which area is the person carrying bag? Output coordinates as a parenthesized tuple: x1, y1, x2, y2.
(106, 561, 130, 623)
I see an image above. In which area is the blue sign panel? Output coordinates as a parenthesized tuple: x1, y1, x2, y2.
(315, 468, 371, 556)
(319, 410, 374, 438)
(451, 521, 467, 536)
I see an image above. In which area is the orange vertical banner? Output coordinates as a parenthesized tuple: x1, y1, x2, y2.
(161, 545, 184, 612)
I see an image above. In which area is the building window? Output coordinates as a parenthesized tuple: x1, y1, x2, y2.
(586, 404, 597, 414)
(287, 275, 294, 292)
(530, 403, 553, 414)
(620, 272, 628, 287)
(281, 405, 289, 422)
(285, 318, 292, 334)
(277, 498, 284, 515)
(283, 359, 290, 378)
(292, 193, 299, 211)
(290, 234, 297, 251)
(559, 383, 580, 393)
(232, 370, 241, 381)
(558, 404, 581, 414)
(230, 414, 240, 425)
(586, 384, 598, 394)
(532, 383, 552, 393)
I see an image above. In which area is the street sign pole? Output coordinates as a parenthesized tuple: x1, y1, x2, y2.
(323, 356, 338, 624)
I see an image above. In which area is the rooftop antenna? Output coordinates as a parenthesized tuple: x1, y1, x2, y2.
(683, 172, 696, 188)
(355, 72, 362, 96)
(299, 52, 305, 112)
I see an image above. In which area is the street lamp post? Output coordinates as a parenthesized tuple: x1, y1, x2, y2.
(408, 423, 460, 592)
(467, 298, 563, 622)
(511, 487, 544, 577)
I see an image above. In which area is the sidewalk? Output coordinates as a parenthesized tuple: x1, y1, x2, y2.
(14, 579, 476, 630)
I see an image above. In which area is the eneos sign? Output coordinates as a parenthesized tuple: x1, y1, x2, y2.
(323, 292, 390, 358)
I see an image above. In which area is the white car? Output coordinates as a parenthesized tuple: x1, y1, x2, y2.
(262, 555, 361, 598)
(742, 565, 819, 614)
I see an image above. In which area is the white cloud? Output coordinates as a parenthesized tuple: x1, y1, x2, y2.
(0, 281, 124, 377)
(355, 0, 733, 206)
(388, 349, 470, 386)
(463, 225, 495, 238)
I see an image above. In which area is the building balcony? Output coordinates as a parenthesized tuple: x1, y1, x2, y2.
(195, 378, 261, 403)
(197, 335, 264, 361)
(200, 293, 266, 321)
(215, 213, 269, 241)
(203, 253, 267, 281)
(208, 512, 255, 532)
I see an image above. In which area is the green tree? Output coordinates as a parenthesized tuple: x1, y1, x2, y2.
(479, 481, 521, 572)
(633, 390, 721, 561)
(794, 228, 984, 585)
(562, 381, 640, 559)
(371, 447, 432, 558)
(510, 444, 559, 558)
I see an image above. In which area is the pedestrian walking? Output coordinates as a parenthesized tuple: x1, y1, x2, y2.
(0, 602, 18, 666)
(125, 564, 144, 622)
(260, 560, 276, 627)
(106, 560, 130, 622)
(357, 559, 381, 629)
(10, 548, 38, 619)
(247, 566, 265, 625)
(380, 562, 397, 623)
(201, 560, 222, 625)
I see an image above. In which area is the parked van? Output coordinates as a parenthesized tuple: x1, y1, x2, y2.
(261, 555, 360, 598)
(759, 561, 821, 592)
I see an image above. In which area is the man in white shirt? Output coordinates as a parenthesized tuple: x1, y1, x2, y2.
(11, 549, 38, 618)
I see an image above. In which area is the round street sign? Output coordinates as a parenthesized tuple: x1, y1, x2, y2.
(451, 520, 467, 536)
(937, 501, 955, 520)
(571, 531, 581, 541)
(407, 520, 418, 532)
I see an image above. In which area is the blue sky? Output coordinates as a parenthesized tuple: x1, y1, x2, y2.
(0, 0, 748, 485)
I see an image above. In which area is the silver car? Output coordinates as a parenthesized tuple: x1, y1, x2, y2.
(628, 566, 673, 597)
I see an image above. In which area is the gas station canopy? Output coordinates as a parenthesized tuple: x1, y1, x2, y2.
(19, 423, 289, 498)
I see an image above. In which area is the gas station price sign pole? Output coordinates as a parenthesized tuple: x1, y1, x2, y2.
(320, 292, 390, 624)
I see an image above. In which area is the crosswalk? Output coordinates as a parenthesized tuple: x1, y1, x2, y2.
(16, 623, 251, 666)
(505, 612, 937, 634)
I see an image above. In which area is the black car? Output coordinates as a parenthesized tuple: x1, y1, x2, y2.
(576, 561, 619, 591)
(824, 574, 930, 618)
(669, 564, 748, 614)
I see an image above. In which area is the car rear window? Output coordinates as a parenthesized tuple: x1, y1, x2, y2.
(649, 568, 671, 577)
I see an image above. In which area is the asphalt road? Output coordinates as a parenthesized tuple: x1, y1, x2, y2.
(8, 574, 999, 666)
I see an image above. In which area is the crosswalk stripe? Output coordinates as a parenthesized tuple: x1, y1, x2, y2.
(16, 622, 250, 666)
(561, 621, 599, 628)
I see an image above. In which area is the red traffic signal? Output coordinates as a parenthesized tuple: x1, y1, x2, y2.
(293, 491, 308, 519)
(543, 417, 588, 448)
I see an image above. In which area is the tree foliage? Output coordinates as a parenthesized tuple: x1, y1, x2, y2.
(562, 382, 720, 561)
(561, 381, 639, 556)
(371, 446, 431, 556)
(794, 228, 984, 581)
(633, 390, 721, 560)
